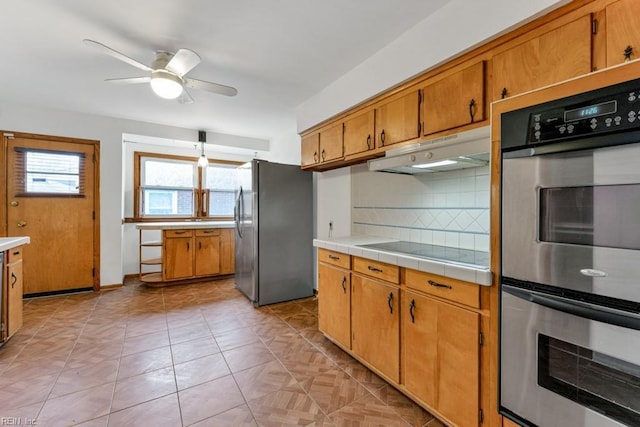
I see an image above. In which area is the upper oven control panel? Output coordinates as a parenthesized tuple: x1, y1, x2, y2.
(528, 87, 640, 143)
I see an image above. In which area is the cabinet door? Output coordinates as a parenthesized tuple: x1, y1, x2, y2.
(351, 274, 400, 382)
(219, 228, 235, 275)
(301, 133, 320, 167)
(318, 263, 351, 349)
(7, 260, 24, 338)
(493, 15, 592, 100)
(195, 235, 221, 277)
(402, 291, 437, 407)
(423, 61, 485, 135)
(319, 123, 343, 163)
(437, 301, 480, 427)
(376, 91, 421, 148)
(606, 0, 640, 66)
(344, 110, 375, 156)
(164, 237, 193, 280)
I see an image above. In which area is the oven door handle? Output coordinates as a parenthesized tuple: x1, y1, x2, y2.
(503, 284, 640, 331)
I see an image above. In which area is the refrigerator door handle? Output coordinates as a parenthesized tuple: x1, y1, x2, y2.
(236, 186, 243, 238)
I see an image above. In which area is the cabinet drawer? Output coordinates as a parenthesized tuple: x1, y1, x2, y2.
(196, 229, 221, 237)
(353, 257, 399, 284)
(318, 248, 351, 269)
(165, 230, 194, 238)
(404, 269, 479, 309)
(7, 247, 23, 263)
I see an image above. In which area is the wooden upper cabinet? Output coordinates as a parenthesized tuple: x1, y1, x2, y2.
(422, 61, 485, 135)
(344, 109, 375, 156)
(301, 133, 319, 167)
(605, 0, 640, 66)
(319, 122, 343, 163)
(375, 91, 421, 148)
(493, 14, 593, 100)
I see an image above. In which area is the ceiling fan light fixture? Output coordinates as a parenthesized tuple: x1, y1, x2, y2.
(150, 70, 183, 99)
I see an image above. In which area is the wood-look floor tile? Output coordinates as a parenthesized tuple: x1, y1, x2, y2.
(214, 327, 260, 352)
(108, 393, 182, 427)
(73, 415, 109, 426)
(250, 318, 296, 340)
(111, 366, 176, 412)
(206, 314, 247, 335)
(178, 375, 246, 426)
(283, 312, 318, 331)
(328, 393, 410, 426)
(65, 340, 124, 370)
(279, 348, 337, 383)
(268, 302, 305, 318)
(342, 360, 387, 394)
(316, 340, 355, 366)
(375, 385, 434, 427)
(121, 329, 170, 356)
(190, 404, 258, 427)
(247, 383, 325, 427)
(301, 368, 369, 414)
(38, 382, 115, 426)
(174, 352, 230, 390)
(234, 360, 297, 402)
(171, 335, 221, 365)
(117, 346, 173, 380)
(264, 333, 315, 358)
(223, 341, 276, 373)
(50, 358, 119, 398)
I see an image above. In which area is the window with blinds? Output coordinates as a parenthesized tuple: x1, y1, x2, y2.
(14, 148, 85, 196)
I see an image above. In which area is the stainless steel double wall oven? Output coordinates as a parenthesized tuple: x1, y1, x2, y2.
(500, 75, 640, 426)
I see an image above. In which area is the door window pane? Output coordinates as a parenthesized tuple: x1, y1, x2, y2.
(18, 150, 83, 195)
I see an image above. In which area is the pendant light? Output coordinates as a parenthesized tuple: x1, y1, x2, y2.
(197, 130, 208, 168)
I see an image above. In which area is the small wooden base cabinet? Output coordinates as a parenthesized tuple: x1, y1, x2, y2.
(138, 224, 234, 285)
(317, 248, 483, 427)
(2, 244, 25, 344)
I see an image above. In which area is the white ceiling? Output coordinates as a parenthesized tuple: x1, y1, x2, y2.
(0, 0, 452, 140)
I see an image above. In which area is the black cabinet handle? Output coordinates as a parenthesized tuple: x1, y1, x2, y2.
(428, 280, 452, 289)
(186, 242, 190, 251)
(501, 87, 508, 99)
(469, 98, 476, 122)
(366, 134, 371, 150)
(328, 255, 340, 261)
(409, 299, 416, 323)
(380, 129, 386, 146)
(341, 276, 347, 294)
(387, 292, 394, 314)
(199, 241, 202, 250)
(368, 265, 383, 273)
(11, 272, 17, 288)
(321, 149, 326, 161)
(313, 152, 318, 162)
(624, 45, 633, 62)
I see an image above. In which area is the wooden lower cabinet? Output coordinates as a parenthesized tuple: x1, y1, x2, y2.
(5, 247, 24, 341)
(318, 263, 351, 349)
(219, 228, 235, 274)
(402, 290, 480, 427)
(164, 233, 194, 280)
(351, 273, 400, 383)
(194, 230, 221, 277)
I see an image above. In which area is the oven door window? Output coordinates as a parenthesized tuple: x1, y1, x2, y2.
(539, 184, 640, 250)
(538, 334, 640, 426)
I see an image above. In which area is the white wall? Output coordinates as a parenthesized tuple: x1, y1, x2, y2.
(0, 101, 298, 285)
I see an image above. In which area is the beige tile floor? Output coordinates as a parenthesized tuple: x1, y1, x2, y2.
(0, 278, 445, 426)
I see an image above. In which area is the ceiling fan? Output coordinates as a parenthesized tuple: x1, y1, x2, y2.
(83, 39, 237, 103)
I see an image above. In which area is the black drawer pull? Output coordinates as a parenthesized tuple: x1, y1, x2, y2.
(428, 280, 452, 289)
(387, 292, 394, 314)
(328, 255, 340, 261)
(368, 266, 383, 273)
(11, 272, 17, 288)
(341, 276, 347, 294)
(409, 299, 416, 323)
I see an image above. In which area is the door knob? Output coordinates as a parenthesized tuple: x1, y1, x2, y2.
(17, 221, 27, 227)
(10, 200, 19, 206)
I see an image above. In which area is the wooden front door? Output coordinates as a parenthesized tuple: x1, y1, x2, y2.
(6, 134, 99, 296)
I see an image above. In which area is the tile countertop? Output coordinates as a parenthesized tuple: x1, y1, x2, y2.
(0, 236, 30, 252)
(313, 236, 492, 286)
(136, 221, 235, 230)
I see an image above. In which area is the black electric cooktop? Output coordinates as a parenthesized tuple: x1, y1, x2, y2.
(358, 241, 489, 268)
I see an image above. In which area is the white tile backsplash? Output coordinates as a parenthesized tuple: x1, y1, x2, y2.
(351, 164, 490, 253)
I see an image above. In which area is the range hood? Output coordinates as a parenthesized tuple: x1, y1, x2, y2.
(367, 126, 490, 174)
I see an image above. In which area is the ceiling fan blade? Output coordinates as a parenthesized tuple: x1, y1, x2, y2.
(184, 78, 238, 97)
(83, 39, 152, 72)
(166, 49, 201, 76)
(178, 88, 194, 104)
(105, 77, 151, 84)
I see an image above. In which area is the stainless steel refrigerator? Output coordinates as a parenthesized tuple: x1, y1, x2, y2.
(234, 160, 313, 306)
